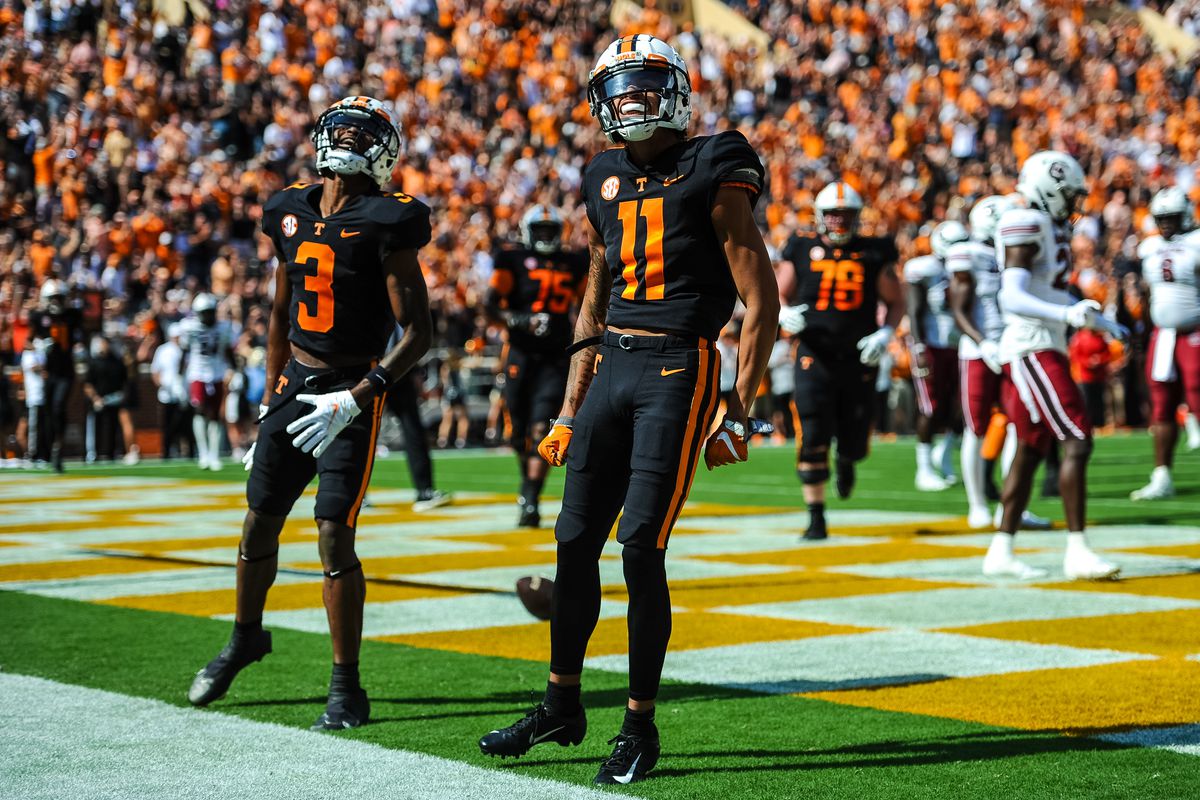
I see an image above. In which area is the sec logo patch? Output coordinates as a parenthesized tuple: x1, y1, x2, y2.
(600, 176, 620, 201)
(810, 246, 825, 260)
(524, 257, 538, 270)
(281, 214, 298, 238)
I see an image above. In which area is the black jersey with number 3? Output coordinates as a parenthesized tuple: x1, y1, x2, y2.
(582, 131, 764, 341)
(262, 183, 432, 358)
(782, 233, 899, 353)
(491, 246, 589, 353)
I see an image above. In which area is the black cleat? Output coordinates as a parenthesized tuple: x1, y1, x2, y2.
(188, 629, 272, 706)
(312, 687, 370, 730)
(517, 504, 541, 529)
(1041, 468, 1061, 498)
(803, 511, 828, 541)
(594, 730, 661, 785)
(479, 703, 587, 758)
(835, 460, 856, 500)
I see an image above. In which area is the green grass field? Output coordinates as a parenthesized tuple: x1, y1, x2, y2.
(2, 434, 1199, 799)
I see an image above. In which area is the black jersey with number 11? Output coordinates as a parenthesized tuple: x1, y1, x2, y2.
(582, 131, 764, 341)
(262, 183, 432, 358)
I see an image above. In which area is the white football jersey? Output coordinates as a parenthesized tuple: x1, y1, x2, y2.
(903, 255, 959, 349)
(182, 319, 234, 383)
(1143, 233, 1200, 330)
(945, 240, 1003, 360)
(995, 207, 1074, 358)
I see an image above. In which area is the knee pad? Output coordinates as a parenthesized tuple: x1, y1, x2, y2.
(317, 523, 359, 576)
(798, 443, 829, 465)
(797, 466, 830, 485)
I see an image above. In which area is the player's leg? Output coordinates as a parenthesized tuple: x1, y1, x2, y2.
(1020, 352, 1117, 580)
(189, 364, 315, 707)
(931, 348, 961, 482)
(308, 391, 386, 729)
(521, 355, 570, 526)
(387, 370, 448, 510)
(1134, 329, 1183, 500)
(960, 359, 994, 528)
(503, 348, 538, 524)
(793, 345, 836, 539)
(832, 360, 877, 504)
(479, 345, 631, 759)
(1179, 331, 1200, 450)
(599, 339, 719, 784)
(913, 347, 951, 491)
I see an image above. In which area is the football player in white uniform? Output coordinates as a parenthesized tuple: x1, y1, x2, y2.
(989, 151, 1125, 580)
(1131, 187, 1200, 499)
(905, 220, 968, 491)
(181, 293, 236, 470)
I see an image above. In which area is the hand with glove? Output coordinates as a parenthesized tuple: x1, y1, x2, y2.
(243, 404, 269, 471)
(537, 417, 574, 466)
(704, 416, 749, 470)
(856, 325, 894, 366)
(1064, 300, 1102, 330)
(509, 312, 552, 337)
(779, 304, 808, 334)
(978, 339, 1003, 374)
(909, 342, 929, 378)
(285, 390, 362, 458)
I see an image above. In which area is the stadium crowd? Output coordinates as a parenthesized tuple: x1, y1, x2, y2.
(0, 0, 1198, 460)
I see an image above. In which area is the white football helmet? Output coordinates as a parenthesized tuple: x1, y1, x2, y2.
(39, 278, 66, 303)
(814, 182, 863, 245)
(967, 195, 1017, 243)
(588, 35, 691, 143)
(192, 293, 217, 314)
(520, 205, 564, 255)
(312, 96, 401, 187)
(1016, 151, 1087, 222)
(1149, 186, 1194, 238)
(930, 220, 969, 258)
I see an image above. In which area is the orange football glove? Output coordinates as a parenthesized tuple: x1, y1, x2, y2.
(537, 419, 574, 467)
(704, 417, 748, 470)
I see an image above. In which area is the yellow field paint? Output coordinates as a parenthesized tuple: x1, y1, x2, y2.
(679, 502, 797, 518)
(655, 571, 967, 609)
(100, 579, 464, 617)
(806, 658, 1200, 733)
(428, 529, 561, 550)
(1111, 543, 1200, 559)
(86, 536, 242, 556)
(941, 609, 1200, 657)
(1039, 574, 1200, 600)
(290, 547, 560, 577)
(0, 556, 206, 582)
(0, 539, 22, 548)
(378, 609, 870, 663)
(694, 541, 984, 569)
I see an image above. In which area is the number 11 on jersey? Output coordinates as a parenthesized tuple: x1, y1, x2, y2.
(617, 198, 665, 300)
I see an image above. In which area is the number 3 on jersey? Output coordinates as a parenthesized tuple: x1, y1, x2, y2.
(617, 198, 665, 300)
(295, 241, 334, 332)
(811, 259, 864, 311)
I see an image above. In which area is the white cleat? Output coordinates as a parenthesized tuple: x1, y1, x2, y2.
(207, 455, 223, 472)
(412, 490, 453, 512)
(968, 507, 993, 529)
(915, 471, 953, 492)
(1131, 468, 1174, 501)
(1185, 414, 1200, 451)
(1063, 548, 1120, 581)
(983, 553, 1048, 580)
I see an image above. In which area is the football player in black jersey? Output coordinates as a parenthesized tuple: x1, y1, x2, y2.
(30, 279, 82, 473)
(777, 181, 904, 540)
(188, 96, 434, 731)
(487, 204, 588, 527)
(478, 35, 779, 785)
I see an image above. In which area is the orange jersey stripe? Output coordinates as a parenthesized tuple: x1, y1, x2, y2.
(346, 395, 385, 527)
(719, 181, 760, 194)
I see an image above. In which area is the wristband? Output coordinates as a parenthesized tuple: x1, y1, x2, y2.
(365, 365, 392, 395)
(552, 416, 575, 428)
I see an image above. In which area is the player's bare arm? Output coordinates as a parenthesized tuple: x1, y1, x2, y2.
(879, 263, 906, 329)
(559, 216, 612, 418)
(949, 271, 985, 344)
(263, 254, 293, 406)
(712, 185, 778, 424)
(344, 248, 432, 411)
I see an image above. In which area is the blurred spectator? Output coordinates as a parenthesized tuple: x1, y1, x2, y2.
(82, 335, 128, 462)
(437, 351, 469, 449)
(1070, 328, 1115, 428)
(150, 322, 192, 459)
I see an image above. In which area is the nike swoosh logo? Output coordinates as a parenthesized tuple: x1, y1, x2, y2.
(613, 754, 641, 784)
(660, 367, 686, 377)
(717, 431, 743, 460)
(340, 230, 361, 238)
(530, 725, 565, 745)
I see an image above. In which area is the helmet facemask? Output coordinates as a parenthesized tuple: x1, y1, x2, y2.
(819, 208, 859, 246)
(526, 220, 563, 254)
(589, 61, 688, 143)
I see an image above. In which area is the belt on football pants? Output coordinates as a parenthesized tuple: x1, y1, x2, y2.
(566, 331, 702, 355)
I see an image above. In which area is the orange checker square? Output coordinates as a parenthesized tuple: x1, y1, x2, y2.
(661, 571, 969, 610)
(693, 540, 985, 570)
(0, 557, 209, 583)
(940, 609, 1200, 658)
(1039, 574, 1200, 601)
(806, 658, 1200, 733)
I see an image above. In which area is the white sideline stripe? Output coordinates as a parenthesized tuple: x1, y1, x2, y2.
(0, 569, 311, 601)
(403, 558, 790, 592)
(232, 595, 626, 637)
(0, 673, 615, 800)
(1100, 724, 1200, 757)
(830, 552, 1200, 585)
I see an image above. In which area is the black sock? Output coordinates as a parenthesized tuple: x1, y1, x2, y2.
(331, 662, 361, 695)
(808, 502, 825, 520)
(231, 619, 262, 648)
(621, 707, 656, 738)
(543, 681, 581, 716)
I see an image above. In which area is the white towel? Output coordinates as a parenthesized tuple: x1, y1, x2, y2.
(1151, 328, 1178, 383)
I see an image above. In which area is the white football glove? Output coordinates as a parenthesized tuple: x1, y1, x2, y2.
(857, 325, 894, 366)
(529, 312, 551, 337)
(909, 342, 929, 378)
(1064, 300, 1101, 330)
(285, 390, 362, 458)
(978, 339, 1003, 375)
(243, 405, 269, 472)
(779, 304, 809, 334)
